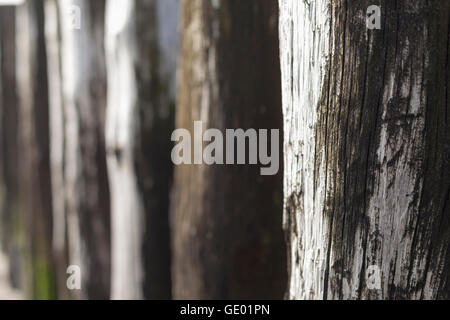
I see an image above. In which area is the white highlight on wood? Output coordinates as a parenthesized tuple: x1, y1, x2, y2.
(279, 0, 331, 299)
(57, 1, 83, 289)
(0, 0, 23, 5)
(44, 0, 66, 258)
(364, 34, 427, 299)
(106, 0, 178, 300)
(105, 0, 143, 300)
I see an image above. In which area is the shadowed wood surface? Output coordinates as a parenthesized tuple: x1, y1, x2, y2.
(171, 0, 287, 299)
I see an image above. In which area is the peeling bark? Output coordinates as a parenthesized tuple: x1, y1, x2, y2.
(280, 0, 450, 299)
(171, 0, 287, 299)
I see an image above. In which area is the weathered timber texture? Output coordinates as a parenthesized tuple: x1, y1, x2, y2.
(105, 0, 177, 299)
(279, 0, 450, 299)
(171, 0, 287, 299)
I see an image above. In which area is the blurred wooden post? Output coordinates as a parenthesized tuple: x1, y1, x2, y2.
(15, 0, 56, 299)
(0, 3, 19, 256)
(0, 2, 22, 293)
(105, 0, 177, 300)
(53, 0, 111, 299)
(171, 0, 287, 299)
